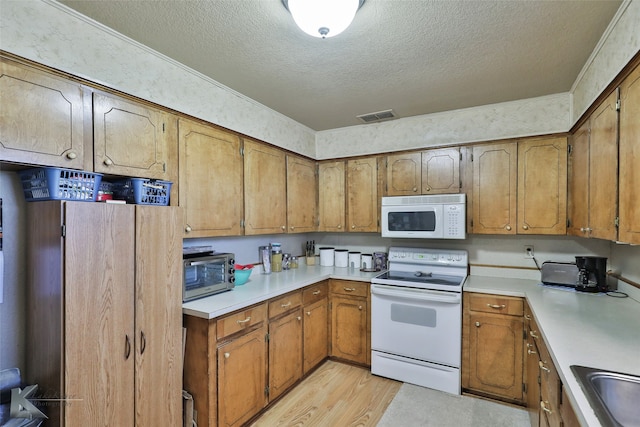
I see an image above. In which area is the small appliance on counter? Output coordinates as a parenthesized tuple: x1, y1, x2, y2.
(183, 248, 235, 302)
(540, 256, 608, 293)
(575, 256, 608, 293)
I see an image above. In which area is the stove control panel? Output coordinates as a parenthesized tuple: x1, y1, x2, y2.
(388, 247, 468, 267)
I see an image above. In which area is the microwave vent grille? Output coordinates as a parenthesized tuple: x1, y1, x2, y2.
(381, 194, 465, 205)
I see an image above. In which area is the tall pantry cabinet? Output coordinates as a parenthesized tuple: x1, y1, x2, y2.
(26, 201, 183, 426)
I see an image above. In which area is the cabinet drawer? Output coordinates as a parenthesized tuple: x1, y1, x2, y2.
(268, 291, 302, 319)
(217, 303, 267, 340)
(330, 280, 369, 298)
(303, 281, 328, 305)
(467, 293, 523, 316)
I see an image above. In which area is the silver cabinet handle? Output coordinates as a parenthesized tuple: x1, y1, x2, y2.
(224, 352, 230, 359)
(523, 224, 529, 230)
(185, 224, 192, 233)
(281, 302, 292, 308)
(475, 321, 481, 327)
(524, 314, 532, 320)
(297, 316, 301, 321)
(530, 331, 539, 339)
(540, 401, 552, 414)
(506, 225, 512, 231)
(358, 306, 363, 310)
(528, 348, 537, 355)
(487, 304, 506, 309)
(344, 287, 356, 292)
(313, 290, 321, 295)
(337, 224, 342, 229)
(306, 311, 311, 316)
(539, 360, 550, 372)
(66, 151, 77, 160)
(236, 317, 251, 324)
(104, 158, 113, 166)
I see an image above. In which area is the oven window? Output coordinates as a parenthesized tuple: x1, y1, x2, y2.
(387, 211, 436, 232)
(391, 303, 437, 327)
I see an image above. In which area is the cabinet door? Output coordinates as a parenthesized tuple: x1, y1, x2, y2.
(178, 119, 243, 237)
(517, 137, 567, 235)
(218, 326, 268, 427)
(386, 152, 421, 196)
(244, 139, 287, 235)
(525, 335, 540, 427)
(303, 297, 329, 374)
(286, 155, 317, 233)
(347, 157, 378, 232)
(64, 202, 136, 425)
(467, 312, 524, 402)
(318, 161, 346, 232)
(0, 57, 86, 168)
(472, 142, 517, 234)
(567, 121, 590, 237)
(93, 92, 176, 181)
(269, 309, 303, 401)
(422, 147, 460, 194)
(331, 295, 368, 365)
(134, 206, 183, 426)
(618, 64, 640, 244)
(588, 90, 619, 241)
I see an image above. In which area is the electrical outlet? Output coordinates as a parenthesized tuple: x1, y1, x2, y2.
(524, 245, 535, 259)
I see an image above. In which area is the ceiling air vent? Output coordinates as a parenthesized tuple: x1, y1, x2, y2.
(357, 109, 397, 124)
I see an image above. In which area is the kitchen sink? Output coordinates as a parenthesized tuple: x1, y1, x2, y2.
(571, 365, 640, 427)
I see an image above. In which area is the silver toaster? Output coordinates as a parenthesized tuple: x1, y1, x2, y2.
(541, 262, 579, 287)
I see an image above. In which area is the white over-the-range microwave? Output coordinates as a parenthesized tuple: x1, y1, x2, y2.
(381, 194, 466, 239)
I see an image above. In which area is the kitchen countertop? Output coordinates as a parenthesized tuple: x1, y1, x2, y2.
(183, 269, 640, 427)
(465, 276, 640, 427)
(182, 263, 380, 319)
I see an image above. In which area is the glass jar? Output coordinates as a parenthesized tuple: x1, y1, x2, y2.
(271, 243, 282, 272)
(282, 253, 291, 270)
(290, 256, 298, 269)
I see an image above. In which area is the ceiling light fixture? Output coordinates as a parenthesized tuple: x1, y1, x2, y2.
(282, 0, 366, 39)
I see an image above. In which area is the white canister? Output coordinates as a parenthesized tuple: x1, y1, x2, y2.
(361, 253, 373, 269)
(348, 252, 361, 269)
(334, 249, 348, 268)
(319, 247, 335, 266)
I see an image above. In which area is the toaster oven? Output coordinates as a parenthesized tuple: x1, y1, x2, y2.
(183, 249, 235, 302)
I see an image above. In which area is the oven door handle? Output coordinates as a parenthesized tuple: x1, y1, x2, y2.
(186, 260, 212, 267)
(371, 285, 461, 304)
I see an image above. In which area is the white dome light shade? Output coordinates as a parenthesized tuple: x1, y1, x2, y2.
(287, 0, 360, 38)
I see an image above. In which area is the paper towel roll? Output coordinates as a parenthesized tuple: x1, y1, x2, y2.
(319, 247, 335, 266)
(334, 249, 348, 268)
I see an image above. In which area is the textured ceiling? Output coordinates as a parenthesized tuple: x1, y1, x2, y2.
(58, 0, 622, 131)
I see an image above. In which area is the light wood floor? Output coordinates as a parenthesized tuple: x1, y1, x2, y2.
(250, 360, 402, 426)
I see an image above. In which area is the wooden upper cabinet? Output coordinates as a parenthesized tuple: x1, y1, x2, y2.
(347, 157, 379, 232)
(618, 63, 640, 244)
(0, 57, 86, 169)
(517, 137, 567, 235)
(567, 121, 590, 237)
(386, 152, 421, 195)
(318, 161, 346, 232)
(286, 155, 317, 233)
(244, 139, 287, 235)
(422, 147, 461, 194)
(588, 90, 619, 241)
(178, 118, 243, 237)
(472, 142, 517, 234)
(93, 92, 177, 181)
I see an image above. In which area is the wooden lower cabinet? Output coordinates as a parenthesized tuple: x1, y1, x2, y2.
(525, 302, 581, 427)
(303, 282, 329, 374)
(218, 326, 268, 427)
(329, 280, 371, 366)
(183, 284, 330, 427)
(268, 293, 303, 401)
(462, 292, 524, 404)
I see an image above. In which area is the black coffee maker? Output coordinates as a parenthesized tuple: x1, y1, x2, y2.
(574, 256, 608, 292)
